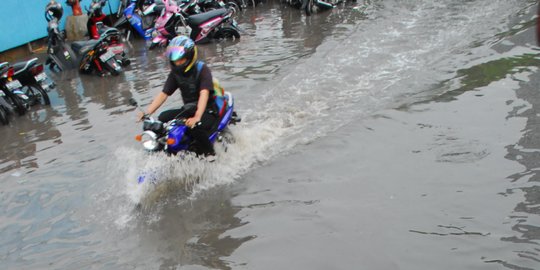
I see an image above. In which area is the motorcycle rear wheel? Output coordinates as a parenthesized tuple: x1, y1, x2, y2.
(0, 105, 9, 125)
(214, 26, 241, 40)
(4, 91, 27, 116)
(104, 58, 121, 76)
(22, 84, 51, 106)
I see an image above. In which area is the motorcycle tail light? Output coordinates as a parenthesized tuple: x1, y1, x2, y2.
(166, 138, 176, 145)
(110, 35, 119, 45)
(7, 67, 14, 79)
(30, 64, 44, 76)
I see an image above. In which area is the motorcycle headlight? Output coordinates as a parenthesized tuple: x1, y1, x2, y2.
(140, 131, 159, 151)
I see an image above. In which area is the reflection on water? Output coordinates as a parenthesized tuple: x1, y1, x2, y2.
(501, 49, 540, 269)
(131, 187, 255, 269)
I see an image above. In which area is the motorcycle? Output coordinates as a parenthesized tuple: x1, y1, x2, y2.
(10, 58, 55, 106)
(149, 0, 183, 49)
(87, 0, 110, 39)
(87, 0, 133, 66)
(0, 63, 27, 118)
(181, 7, 241, 43)
(302, 0, 341, 16)
(71, 29, 127, 76)
(113, 0, 164, 41)
(131, 91, 241, 184)
(45, 6, 78, 71)
(0, 64, 22, 125)
(197, 0, 243, 13)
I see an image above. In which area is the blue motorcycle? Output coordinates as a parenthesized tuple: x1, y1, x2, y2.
(131, 91, 241, 184)
(113, 0, 164, 40)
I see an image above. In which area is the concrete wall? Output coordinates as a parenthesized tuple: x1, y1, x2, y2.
(0, 0, 121, 53)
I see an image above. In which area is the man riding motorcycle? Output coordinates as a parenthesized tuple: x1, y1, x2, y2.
(137, 35, 219, 158)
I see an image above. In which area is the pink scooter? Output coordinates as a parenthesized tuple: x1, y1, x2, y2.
(184, 7, 241, 44)
(149, 0, 183, 49)
(151, 0, 241, 47)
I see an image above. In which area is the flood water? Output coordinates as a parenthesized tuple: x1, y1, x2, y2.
(1, 0, 540, 269)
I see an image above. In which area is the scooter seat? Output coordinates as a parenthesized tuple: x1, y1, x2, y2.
(71, 40, 100, 55)
(187, 8, 228, 26)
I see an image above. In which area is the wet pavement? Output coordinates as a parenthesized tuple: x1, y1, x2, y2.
(1, 0, 540, 269)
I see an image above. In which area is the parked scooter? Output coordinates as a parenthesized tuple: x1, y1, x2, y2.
(149, 0, 183, 49)
(182, 7, 241, 43)
(45, 1, 78, 71)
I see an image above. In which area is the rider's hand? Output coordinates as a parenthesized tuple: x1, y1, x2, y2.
(185, 116, 201, 128)
(136, 111, 146, 122)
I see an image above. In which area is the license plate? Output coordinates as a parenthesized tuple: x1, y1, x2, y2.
(99, 50, 115, 62)
(34, 72, 47, 82)
(6, 80, 22, 90)
(108, 45, 124, 55)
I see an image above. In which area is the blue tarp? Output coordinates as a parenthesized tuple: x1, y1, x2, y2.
(0, 0, 120, 52)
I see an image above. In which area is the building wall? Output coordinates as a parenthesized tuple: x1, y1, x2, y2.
(0, 0, 121, 53)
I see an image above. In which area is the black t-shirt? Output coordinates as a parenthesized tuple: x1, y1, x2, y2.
(162, 63, 213, 98)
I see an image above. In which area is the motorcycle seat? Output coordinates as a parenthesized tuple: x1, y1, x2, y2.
(71, 40, 100, 55)
(187, 8, 228, 26)
(11, 58, 38, 76)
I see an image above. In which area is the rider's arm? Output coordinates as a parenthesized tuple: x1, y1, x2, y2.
(194, 89, 209, 119)
(145, 92, 168, 116)
(186, 89, 209, 128)
(148, 74, 179, 115)
(137, 75, 176, 121)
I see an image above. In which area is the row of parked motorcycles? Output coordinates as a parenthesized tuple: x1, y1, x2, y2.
(0, 58, 55, 125)
(112, 0, 242, 48)
(46, 0, 242, 74)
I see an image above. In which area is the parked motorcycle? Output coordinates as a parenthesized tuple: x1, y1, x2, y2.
(131, 91, 241, 184)
(302, 0, 340, 16)
(86, 0, 132, 67)
(87, 0, 112, 39)
(10, 58, 54, 106)
(71, 29, 127, 76)
(0, 64, 21, 125)
(45, 1, 78, 71)
(113, 0, 163, 41)
(197, 0, 243, 13)
(0, 62, 29, 118)
(181, 7, 241, 43)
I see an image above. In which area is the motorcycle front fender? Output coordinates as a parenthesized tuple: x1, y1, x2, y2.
(167, 125, 190, 153)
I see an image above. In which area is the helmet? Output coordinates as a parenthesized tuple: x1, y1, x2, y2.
(165, 35, 198, 73)
(45, 1, 63, 21)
